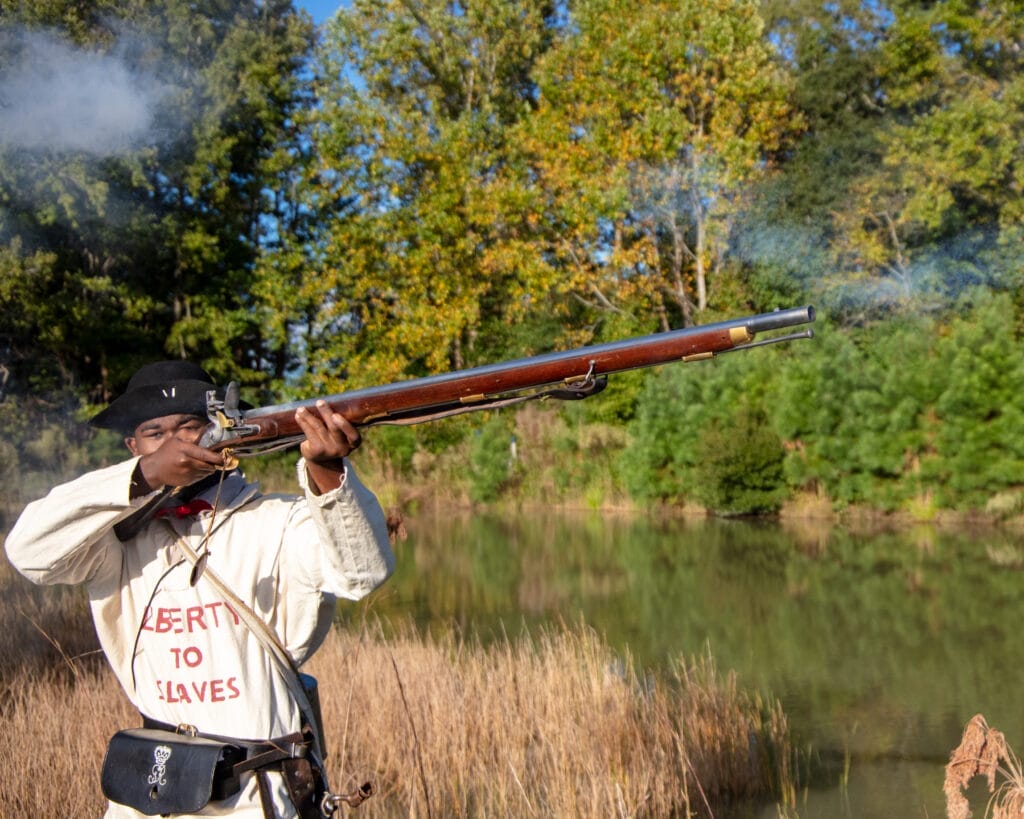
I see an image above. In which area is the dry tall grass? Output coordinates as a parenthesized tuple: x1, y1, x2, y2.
(946, 714, 1024, 819)
(311, 622, 794, 817)
(0, 561, 795, 817)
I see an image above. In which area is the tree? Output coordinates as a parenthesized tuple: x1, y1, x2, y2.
(131, 0, 318, 386)
(931, 292, 1024, 508)
(526, 0, 800, 334)
(797, 0, 1024, 319)
(289, 0, 562, 392)
(745, 0, 890, 313)
(0, 0, 316, 486)
(694, 406, 787, 516)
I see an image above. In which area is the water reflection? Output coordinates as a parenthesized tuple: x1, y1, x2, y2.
(352, 510, 1024, 818)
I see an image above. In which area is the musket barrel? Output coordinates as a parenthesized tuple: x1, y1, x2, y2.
(744, 306, 816, 335)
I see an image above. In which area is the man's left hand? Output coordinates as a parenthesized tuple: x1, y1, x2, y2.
(296, 400, 362, 494)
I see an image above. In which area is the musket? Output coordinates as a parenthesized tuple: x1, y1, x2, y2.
(113, 305, 814, 540)
(200, 305, 816, 456)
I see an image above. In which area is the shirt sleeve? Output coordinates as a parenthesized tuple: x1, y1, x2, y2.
(3, 458, 151, 586)
(287, 457, 396, 601)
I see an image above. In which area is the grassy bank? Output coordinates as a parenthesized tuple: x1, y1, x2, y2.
(311, 622, 795, 817)
(0, 558, 795, 816)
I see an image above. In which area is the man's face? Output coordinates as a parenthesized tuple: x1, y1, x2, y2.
(125, 414, 208, 456)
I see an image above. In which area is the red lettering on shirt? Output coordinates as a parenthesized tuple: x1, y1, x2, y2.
(156, 678, 241, 704)
(170, 646, 204, 669)
(154, 607, 184, 634)
(222, 601, 241, 626)
(204, 602, 223, 627)
(142, 601, 242, 635)
(142, 593, 246, 710)
(185, 606, 206, 631)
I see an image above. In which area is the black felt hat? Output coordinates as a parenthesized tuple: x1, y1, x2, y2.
(90, 361, 224, 434)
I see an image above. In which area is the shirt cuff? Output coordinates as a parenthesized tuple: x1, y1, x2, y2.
(296, 456, 349, 498)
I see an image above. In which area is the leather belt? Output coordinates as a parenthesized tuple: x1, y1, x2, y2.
(139, 714, 323, 818)
(140, 714, 311, 772)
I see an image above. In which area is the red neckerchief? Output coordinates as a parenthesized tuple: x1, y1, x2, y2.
(154, 499, 213, 519)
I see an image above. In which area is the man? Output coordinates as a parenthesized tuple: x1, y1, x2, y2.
(5, 361, 395, 817)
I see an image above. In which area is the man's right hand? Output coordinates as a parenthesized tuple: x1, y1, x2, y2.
(126, 414, 231, 496)
(137, 438, 228, 492)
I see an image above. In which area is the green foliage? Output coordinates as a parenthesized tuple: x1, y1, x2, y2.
(930, 292, 1024, 508)
(0, 393, 124, 527)
(411, 415, 478, 457)
(769, 317, 942, 510)
(0, 0, 316, 400)
(289, 0, 563, 392)
(467, 413, 517, 503)
(571, 368, 646, 426)
(233, 449, 300, 494)
(2, 0, 1024, 517)
(543, 403, 628, 503)
(367, 425, 419, 474)
(765, 293, 1024, 512)
(620, 354, 764, 503)
(527, 0, 801, 328)
(693, 407, 787, 516)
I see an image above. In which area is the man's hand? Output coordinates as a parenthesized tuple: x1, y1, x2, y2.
(296, 400, 362, 494)
(134, 438, 227, 494)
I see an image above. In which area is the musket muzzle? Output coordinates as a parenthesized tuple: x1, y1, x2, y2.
(745, 305, 816, 335)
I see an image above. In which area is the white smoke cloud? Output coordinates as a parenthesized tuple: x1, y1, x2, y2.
(0, 30, 173, 156)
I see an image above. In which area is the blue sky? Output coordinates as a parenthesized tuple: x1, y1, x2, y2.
(296, 1, 350, 23)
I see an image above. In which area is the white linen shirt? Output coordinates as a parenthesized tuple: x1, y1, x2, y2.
(5, 456, 395, 817)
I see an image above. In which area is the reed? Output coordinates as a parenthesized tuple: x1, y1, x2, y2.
(946, 714, 1024, 819)
(0, 561, 103, 686)
(1, 663, 135, 816)
(0, 560, 795, 817)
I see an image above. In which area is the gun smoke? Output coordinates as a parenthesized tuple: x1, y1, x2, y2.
(0, 28, 174, 156)
(627, 160, 1014, 317)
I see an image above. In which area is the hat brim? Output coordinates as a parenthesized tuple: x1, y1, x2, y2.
(90, 380, 252, 434)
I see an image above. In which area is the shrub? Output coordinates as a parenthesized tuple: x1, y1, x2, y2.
(620, 351, 770, 504)
(694, 406, 787, 515)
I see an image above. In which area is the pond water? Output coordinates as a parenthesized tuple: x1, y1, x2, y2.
(355, 509, 1024, 818)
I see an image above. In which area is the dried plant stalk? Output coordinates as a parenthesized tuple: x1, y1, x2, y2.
(945, 713, 1024, 819)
